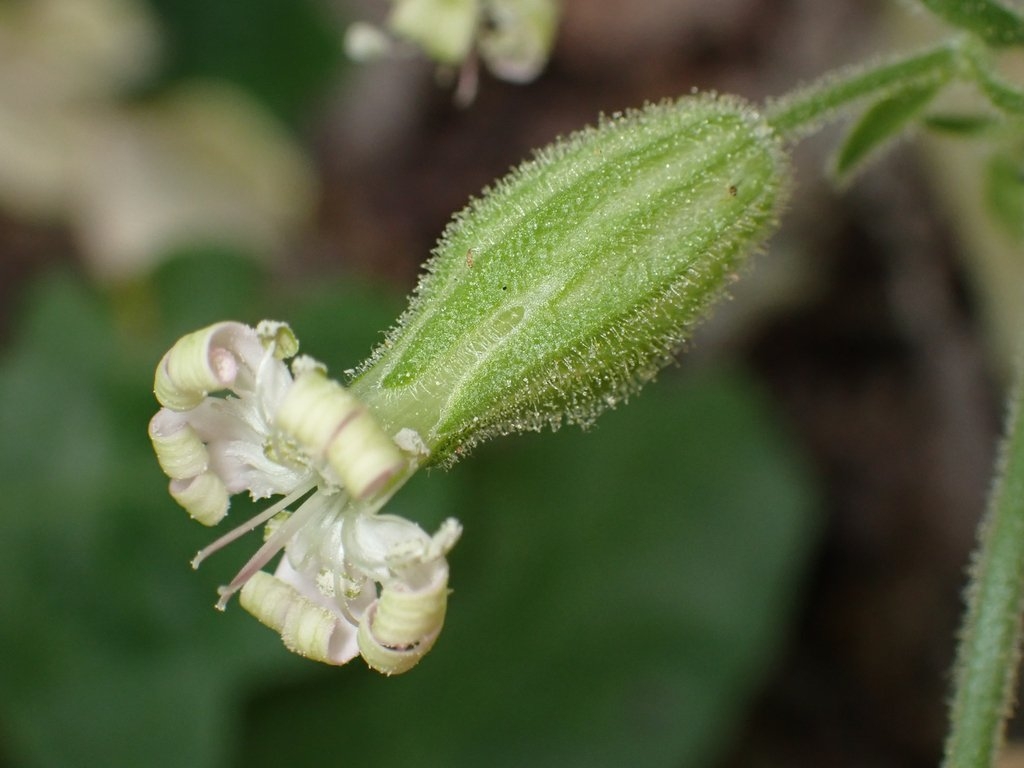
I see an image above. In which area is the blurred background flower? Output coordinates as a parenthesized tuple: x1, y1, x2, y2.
(71, 82, 315, 281)
(0, 0, 159, 221)
(345, 0, 559, 103)
(0, 1, 1014, 767)
(0, 0, 315, 282)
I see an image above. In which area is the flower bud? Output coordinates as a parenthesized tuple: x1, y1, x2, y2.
(351, 94, 789, 463)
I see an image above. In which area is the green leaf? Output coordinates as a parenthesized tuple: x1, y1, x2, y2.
(985, 149, 1024, 241)
(917, 0, 1024, 47)
(145, 0, 341, 124)
(833, 81, 940, 182)
(0, 269, 316, 768)
(150, 246, 270, 338)
(274, 277, 406, 375)
(237, 368, 820, 768)
(922, 112, 1001, 136)
(148, 251, 406, 371)
(0, 263, 818, 768)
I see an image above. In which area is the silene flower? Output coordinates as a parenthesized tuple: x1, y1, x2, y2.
(149, 320, 460, 674)
(149, 95, 788, 674)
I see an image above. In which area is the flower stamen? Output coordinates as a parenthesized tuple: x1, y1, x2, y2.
(214, 487, 342, 610)
(190, 478, 316, 570)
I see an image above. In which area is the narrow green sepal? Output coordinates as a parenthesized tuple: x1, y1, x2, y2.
(351, 95, 789, 464)
(833, 81, 940, 183)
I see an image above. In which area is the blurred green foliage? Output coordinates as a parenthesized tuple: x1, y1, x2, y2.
(833, 81, 940, 182)
(143, 0, 342, 124)
(237, 366, 820, 768)
(0, 252, 819, 767)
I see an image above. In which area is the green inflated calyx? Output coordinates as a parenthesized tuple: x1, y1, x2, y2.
(351, 94, 789, 463)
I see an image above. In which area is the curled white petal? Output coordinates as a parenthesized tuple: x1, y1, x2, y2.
(149, 408, 208, 480)
(169, 471, 229, 526)
(341, 512, 457, 582)
(357, 548, 453, 675)
(270, 510, 460, 673)
(151, 319, 310, 516)
(357, 602, 442, 675)
(153, 321, 262, 410)
(240, 571, 343, 664)
(275, 372, 406, 500)
(240, 554, 379, 665)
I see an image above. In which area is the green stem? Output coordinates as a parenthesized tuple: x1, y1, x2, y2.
(765, 41, 961, 140)
(765, 36, 1024, 766)
(943, 363, 1024, 768)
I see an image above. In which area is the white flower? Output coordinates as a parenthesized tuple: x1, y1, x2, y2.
(74, 83, 316, 281)
(344, 0, 560, 104)
(0, 1, 315, 281)
(149, 320, 460, 674)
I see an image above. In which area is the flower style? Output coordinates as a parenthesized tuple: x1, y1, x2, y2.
(149, 320, 460, 674)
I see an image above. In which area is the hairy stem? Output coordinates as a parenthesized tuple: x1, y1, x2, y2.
(765, 41, 961, 139)
(943, 362, 1024, 768)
